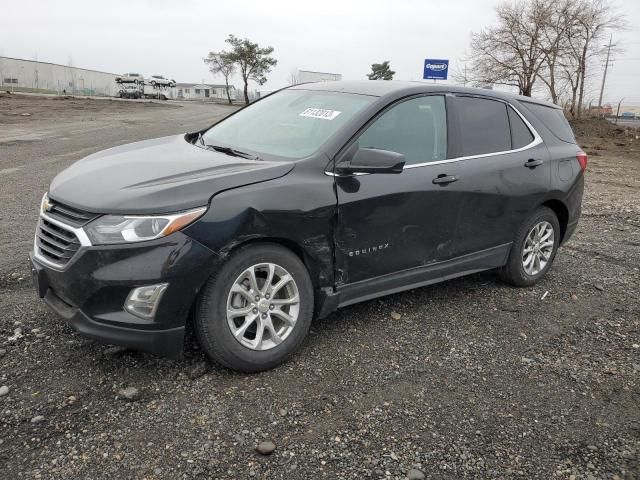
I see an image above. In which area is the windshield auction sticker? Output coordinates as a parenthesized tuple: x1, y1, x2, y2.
(299, 108, 341, 120)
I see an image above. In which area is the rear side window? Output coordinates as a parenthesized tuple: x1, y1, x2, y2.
(508, 107, 534, 148)
(456, 96, 511, 156)
(523, 103, 575, 143)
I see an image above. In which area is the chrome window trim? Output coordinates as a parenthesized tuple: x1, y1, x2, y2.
(324, 101, 542, 176)
(33, 213, 92, 271)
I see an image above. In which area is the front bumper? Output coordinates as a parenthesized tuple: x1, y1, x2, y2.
(30, 232, 219, 359)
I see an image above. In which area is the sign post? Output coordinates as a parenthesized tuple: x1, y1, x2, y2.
(423, 59, 449, 82)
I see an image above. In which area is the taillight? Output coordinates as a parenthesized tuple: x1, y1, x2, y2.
(576, 151, 588, 172)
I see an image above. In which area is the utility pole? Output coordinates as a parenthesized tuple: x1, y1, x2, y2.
(598, 34, 613, 110)
(614, 98, 623, 125)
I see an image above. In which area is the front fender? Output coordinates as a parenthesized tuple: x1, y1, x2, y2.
(183, 169, 337, 289)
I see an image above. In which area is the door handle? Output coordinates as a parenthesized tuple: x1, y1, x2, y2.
(432, 174, 458, 185)
(524, 158, 544, 168)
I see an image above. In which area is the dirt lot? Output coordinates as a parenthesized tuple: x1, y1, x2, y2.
(0, 94, 638, 480)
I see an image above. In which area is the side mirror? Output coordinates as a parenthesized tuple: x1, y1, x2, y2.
(336, 147, 405, 175)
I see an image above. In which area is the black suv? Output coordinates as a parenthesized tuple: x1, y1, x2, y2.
(30, 81, 585, 372)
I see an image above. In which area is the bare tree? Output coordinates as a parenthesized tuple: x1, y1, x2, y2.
(289, 68, 300, 85)
(465, 0, 625, 112)
(467, 1, 548, 96)
(451, 62, 472, 86)
(560, 0, 625, 117)
(204, 51, 236, 105)
(535, 0, 579, 104)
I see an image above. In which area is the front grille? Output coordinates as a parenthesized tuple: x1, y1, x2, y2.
(46, 199, 98, 227)
(36, 218, 81, 266)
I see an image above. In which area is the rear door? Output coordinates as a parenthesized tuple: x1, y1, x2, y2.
(334, 94, 463, 286)
(447, 95, 551, 257)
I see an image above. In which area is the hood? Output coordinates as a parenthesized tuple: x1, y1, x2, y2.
(48, 135, 294, 214)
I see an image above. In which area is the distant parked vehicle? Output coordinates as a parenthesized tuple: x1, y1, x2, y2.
(115, 73, 144, 84)
(114, 79, 172, 101)
(117, 83, 143, 99)
(150, 75, 176, 88)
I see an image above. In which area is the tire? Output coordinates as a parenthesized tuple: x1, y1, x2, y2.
(499, 206, 561, 287)
(195, 243, 314, 372)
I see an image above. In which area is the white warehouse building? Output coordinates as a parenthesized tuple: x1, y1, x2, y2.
(0, 56, 234, 102)
(297, 70, 342, 83)
(0, 56, 119, 96)
(175, 83, 237, 101)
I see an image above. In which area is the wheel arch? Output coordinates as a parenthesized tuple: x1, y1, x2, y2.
(224, 236, 328, 290)
(540, 199, 569, 242)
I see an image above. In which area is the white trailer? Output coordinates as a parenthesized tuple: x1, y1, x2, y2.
(116, 78, 175, 100)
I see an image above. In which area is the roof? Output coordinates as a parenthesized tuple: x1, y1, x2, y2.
(0, 55, 117, 77)
(176, 82, 231, 89)
(298, 69, 341, 75)
(289, 80, 558, 108)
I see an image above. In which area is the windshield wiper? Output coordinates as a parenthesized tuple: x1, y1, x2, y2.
(204, 144, 262, 161)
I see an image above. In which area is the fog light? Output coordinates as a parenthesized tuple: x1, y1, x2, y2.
(124, 283, 168, 319)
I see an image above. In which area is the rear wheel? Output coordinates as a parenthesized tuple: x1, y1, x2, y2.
(195, 244, 313, 372)
(499, 206, 560, 286)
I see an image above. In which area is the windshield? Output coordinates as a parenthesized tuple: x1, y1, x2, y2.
(201, 89, 374, 160)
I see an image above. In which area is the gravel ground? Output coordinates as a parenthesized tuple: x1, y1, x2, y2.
(0, 94, 638, 479)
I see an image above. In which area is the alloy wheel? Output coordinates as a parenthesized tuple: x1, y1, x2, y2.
(522, 220, 555, 276)
(226, 263, 300, 351)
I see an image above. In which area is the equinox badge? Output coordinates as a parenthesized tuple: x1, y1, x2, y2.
(348, 243, 390, 257)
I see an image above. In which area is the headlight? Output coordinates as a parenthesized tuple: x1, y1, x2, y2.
(84, 206, 207, 245)
(41, 192, 52, 214)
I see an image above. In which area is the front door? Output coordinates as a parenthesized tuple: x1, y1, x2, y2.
(334, 95, 462, 288)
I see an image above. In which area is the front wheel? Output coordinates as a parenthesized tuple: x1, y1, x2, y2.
(195, 244, 314, 372)
(499, 206, 560, 287)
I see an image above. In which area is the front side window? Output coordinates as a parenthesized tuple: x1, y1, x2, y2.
(357, 96, 447, 165)
(202, 89, 374, 160)
(456, 96, 511, 156)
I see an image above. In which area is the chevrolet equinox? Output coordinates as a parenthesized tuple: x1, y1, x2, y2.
(30, 81, 585, 372)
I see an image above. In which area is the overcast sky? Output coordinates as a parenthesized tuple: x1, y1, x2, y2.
(2, 0, 639, 104)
